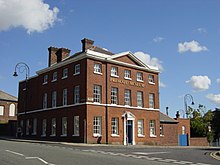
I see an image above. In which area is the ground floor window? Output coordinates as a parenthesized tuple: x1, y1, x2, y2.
(111, 117, 119, 135)
(51, 118, 56, 136)
(73, 116, 79, 136)
(62, 117, 67, 136)
(32, 118, 37, 135)
(150, 120, 156, 137)
(42, 119, 47, 136)
(93, 116, 101, 136)
(138, 119, 144, 136)
(160, 125, 164, 136)
(26, 119, 30, 135)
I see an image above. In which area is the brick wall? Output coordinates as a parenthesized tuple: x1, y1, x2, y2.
(190, 137, 209, 146)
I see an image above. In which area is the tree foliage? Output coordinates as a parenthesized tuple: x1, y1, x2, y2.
(189, 104, 213, 138)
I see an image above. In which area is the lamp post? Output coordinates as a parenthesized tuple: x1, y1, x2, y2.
(184, 94, 194, 118)
(13, 62, 30, 137)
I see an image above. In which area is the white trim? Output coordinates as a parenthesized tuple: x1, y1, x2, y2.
(17, 102, 160, 115)
(94, 72, 102, 75)
(111, 134, 120, 137)
(72, 134, 80, 137)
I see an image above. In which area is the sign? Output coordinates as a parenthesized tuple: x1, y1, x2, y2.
(110, 77, 144, 88)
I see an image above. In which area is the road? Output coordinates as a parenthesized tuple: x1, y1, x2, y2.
(0, 139, 219, 165)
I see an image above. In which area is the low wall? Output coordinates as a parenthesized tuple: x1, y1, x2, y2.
(190, 137, 209, 146)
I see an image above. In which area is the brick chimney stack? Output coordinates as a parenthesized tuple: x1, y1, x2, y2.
(48, 47, 71, 67)
(81, 38, 94, 52)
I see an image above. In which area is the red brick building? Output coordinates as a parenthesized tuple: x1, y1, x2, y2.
(0, 90, 17, 136)
(17, 38, 190, 145)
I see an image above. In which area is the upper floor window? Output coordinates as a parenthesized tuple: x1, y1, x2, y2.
(137, 91, 143, 107)
(52, 91, 57, 108)
(111, 67, 118, 77)
(93, 85, 101, 103)
(43, 93, 47, 109)
(0, 106, 4, 116)
(62, 68, 68, 79)
(74, 86, 80, 104)
(63, 88, 68, 106)
(9, 104, 16, 116)
(111, 87, 118, 104)
(124, 89, 131, 106)
(94, 63, 102, 74)
(137, 72, 143, 82)
(43, 75, 48, 84)
(52, 72, 57, 82)
(74, 64, 80, 75)
(124, 70, 131, 79)
(149, 93, 155, 108)
(148, 74, 155, 84)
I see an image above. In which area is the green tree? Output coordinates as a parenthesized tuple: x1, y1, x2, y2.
(190, 104, 213, 138)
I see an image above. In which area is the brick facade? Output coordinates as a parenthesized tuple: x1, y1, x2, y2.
(17, 39, 190, 145)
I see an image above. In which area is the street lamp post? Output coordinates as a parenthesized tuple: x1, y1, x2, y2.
(184, 94, 194, 118)
(13, 62, 30, 137)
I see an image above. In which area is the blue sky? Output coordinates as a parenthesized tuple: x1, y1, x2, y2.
(0, 0, 219, 117)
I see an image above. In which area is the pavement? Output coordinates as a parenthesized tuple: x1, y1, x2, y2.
(1, 136, 220, 161)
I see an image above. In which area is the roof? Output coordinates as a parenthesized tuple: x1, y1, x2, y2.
(0, 90, 18, 102)
(89, 46, 114, 55)
(160, 112, 178, 123)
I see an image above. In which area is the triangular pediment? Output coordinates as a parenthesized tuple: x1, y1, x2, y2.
(111, 52, 145, 67)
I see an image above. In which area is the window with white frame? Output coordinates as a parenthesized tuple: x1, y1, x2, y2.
(43, 75, 48, 84)
(43, 93, 47, 109)
(52, 91, 57, 108)
(9, 104, 16, 116)
(62, 68, 68, 78)
(160, 125, 164, 136)
(124, 70, 131, 79)
(73, 116, 79, 136)
(51, 118, 56, 136)
(26, 119, 30, 135)
(182, 126, 186, 134)
(136, 72, 143, 82)
(74, 85, 80, 104)
(93, 85, 101, 103)
(93, 116, 101, 136)
(52, 72, 57, 81)
(138, 119, 144, 136)
(0, 106, 4, 116)
(148, 74, 155, 84)
(111, 87, 118, 104)
(63, 88, 67, 106)
(32, 118, 37, 135)
(124, 89, 131, 106)
(74, 64, 80, 75)
(137, 91, 143, 107)
(42, 119, 47, 136)
(149, 93, 155, 108)
(62, 117, 67, 136)
(111, 67, 118, 77)
(94, 63, 102, 74)
(111, 117, 119, 135)
(150, 120, 156, 136)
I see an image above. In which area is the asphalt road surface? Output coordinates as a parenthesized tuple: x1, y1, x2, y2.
(0, 139, 219, 165)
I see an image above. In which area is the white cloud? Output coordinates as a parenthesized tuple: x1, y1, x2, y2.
(196, 28, 207, 33)
(153, 37, 164, 43)
(134, 52, 163, 72)
(0, 0, 59, 34)
(178, 40, 208, 53)
(186, 75, 211, 91)
(206, 94, 220, 107)
(217, 78, 220, 85)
